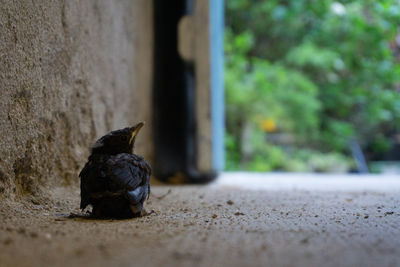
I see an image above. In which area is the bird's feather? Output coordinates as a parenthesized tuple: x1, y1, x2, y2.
(79, 153, 151, 214)
(105, 153, 151, 192)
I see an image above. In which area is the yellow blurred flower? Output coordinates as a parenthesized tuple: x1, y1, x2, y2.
(261, 118, 277, 132)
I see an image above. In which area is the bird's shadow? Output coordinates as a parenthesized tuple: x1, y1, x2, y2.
(54, 209, 155, 222)
(54, 212, 111, 222)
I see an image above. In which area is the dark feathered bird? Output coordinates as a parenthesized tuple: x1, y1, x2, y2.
(79, 122, 151, 218)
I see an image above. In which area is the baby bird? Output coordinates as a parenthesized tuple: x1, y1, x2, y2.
(79, 122, 151, 218)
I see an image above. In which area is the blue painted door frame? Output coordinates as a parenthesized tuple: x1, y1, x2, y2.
(210, 0, 225, 171)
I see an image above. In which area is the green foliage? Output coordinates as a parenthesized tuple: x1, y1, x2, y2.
(225, 0, 400, 172)
(225, 31, 321, 138)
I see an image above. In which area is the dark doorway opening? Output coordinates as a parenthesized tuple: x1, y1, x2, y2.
(152, 0, 216, 183)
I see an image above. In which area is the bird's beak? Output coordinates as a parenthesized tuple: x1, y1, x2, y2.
(129, 122, 145, 145)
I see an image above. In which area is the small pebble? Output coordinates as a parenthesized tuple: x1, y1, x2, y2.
(3, 238, 13, 245)
(30, 232, 38, 238)
(300, 238, 309, 244)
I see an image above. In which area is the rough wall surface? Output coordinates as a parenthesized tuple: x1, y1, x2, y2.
(0, 0, 153, 199)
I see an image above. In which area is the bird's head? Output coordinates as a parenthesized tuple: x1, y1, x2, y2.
(91, 122, 145, 155)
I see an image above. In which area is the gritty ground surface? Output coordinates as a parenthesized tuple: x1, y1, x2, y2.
(1, 175, 400, 267)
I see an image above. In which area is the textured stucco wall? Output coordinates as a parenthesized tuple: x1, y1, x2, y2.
(0, 0, 153, 198)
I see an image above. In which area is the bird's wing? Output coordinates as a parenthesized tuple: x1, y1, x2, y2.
(79, 155, 111, 209)
(79, 160, 104, 209)
(105, 153, 151, 192)
(79, 161, 91, 210)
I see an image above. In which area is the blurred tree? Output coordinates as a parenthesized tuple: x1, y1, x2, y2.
(225, 0, 400, 171)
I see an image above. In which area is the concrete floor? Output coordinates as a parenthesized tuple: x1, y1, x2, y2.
(1, 173, 400, 267)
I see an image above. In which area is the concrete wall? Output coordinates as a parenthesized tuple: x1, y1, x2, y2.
(0, 0, 153, 198)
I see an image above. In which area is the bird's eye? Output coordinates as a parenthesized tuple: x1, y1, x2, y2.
(120, 136, 128, 141)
